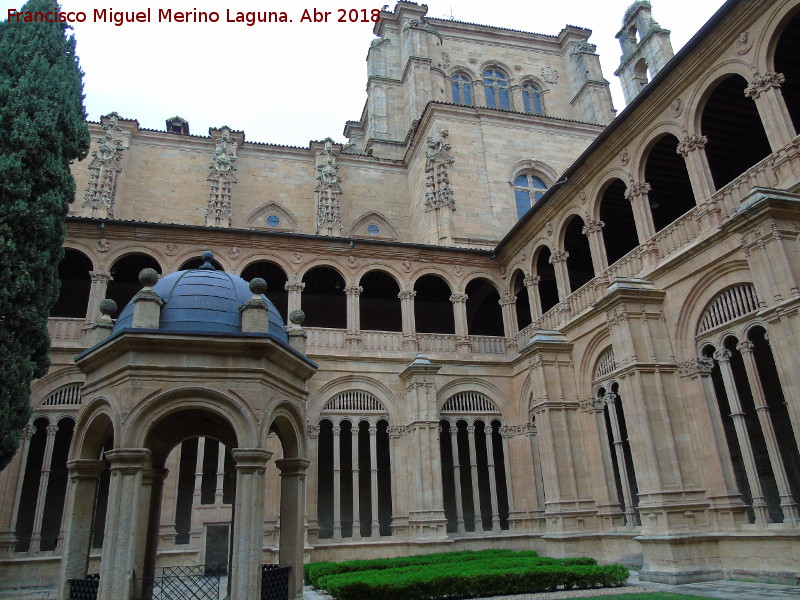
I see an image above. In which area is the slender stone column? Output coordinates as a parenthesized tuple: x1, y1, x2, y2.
(580, 398, 622, 526)
(345, 286, 363, 351)
(57, 459, 106, 600)
(6, 423, 35, 552)
(500, 432, 514, 517)
(215, 442, 226, 505)
(529, 425, 545, 512)
(305, 426, 320, 541)
(582, 220, 607, 273)
(548, 251, 570, 300)
(624, 181, 656, 244)
(29, 423, 59, 552)
(98, 448, 151, 600)
(484, 424, 501, 532)
(332, 424, 342, 539)
(284, 281, 305, 328)
(714, 349, 770, 524)
(499, 294, 518, 338)
(676, 133, 716, 205)
(351, 423, 360, 539)
(466, 423, 483, 531)
(450, 293, 471, 357)
(139, 468, 168, 600)
(399, 289, 418, 352)
(524, 275, 542, 320)
(449, 421, 465, 534)
(86, 271, 113, 322)
(193, 437, 205, 505)
(276, 458, 310, 600)
(745, 73, 796, 150)
(230, 449, 271, 600)
(604, 393, 637, 525)
(737, 340, 800, 523)
(369, 423, 380, 537)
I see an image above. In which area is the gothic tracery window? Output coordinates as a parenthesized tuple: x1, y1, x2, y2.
(451, 73, 473, 106)
(521, 82, 544, 115)
(513, 173, 548, 219)
(483, 68, 510, 110)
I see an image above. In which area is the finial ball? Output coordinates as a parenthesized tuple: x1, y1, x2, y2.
(139, 268, 159, 287)
(99, 299, 117, 316)
(249, 278, 267, 295)
(290, 309, 305, 325)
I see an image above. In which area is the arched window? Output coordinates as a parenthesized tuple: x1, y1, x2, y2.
(451, 73, 473, 106)
(513, 173, 548, 219)
(521, 82, 544, 115)
(483, 68, 510, 110)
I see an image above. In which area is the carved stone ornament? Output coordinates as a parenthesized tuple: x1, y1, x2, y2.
(346, 256, 359, 269)
(579, 398, 605, 412)
(315, 138, 344, 236)
(397, 289, 417, 300)
(744, 72, 785, 100)
(549, 250, 569, 264)
(540, 66, 559, 84)
(669, 97, 683, 117)
(82, 113, 125, 219)
(573, 40, 597, 54)
(423, 128, 456, 213)
(546, 221, 553, 236)
(449, 293, 468, 303)
(676, 132, 708, 156)
(290, 252, 303, 264)
(402, 18, 440, 37)
(500, 423, 536, 437)
(579, 190, 587, 204)
(582, 219, 604, 235)
(442, 52, 450, 68)
(454, 265, 464, 277)
(206, 126, 238, 228)
(228, 246, 241, 259)
(624, 180, 651, 201)
(620, 148, 630, 166)
(677, 358, 714, 376)
(306, 425, 320, 436)
(21, 423, 36, 440)
(524, 274, 541, 287)
(468, 58, 478, 65)
(165, 243, 179, 256)
(736, 31, 753, 54)
(401, 260, 412, 273)
(499, 293, 516, 306)
(96, 238, 111, 253)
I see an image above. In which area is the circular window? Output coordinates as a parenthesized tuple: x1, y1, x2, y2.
(266, 215, 280, 228)
(367, 224, 380, 236)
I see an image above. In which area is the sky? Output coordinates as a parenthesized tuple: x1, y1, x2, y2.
(2, 0, 725, 147)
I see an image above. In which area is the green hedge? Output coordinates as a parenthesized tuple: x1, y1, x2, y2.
(306, 550, 627, 600)
(305, 549, 542, 585)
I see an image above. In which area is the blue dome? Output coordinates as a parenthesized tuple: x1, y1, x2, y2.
(112, 269, 288, 343)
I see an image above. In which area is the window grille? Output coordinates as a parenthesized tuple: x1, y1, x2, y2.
(42, 384, 82, 406)
(697, 284, 760, 334)
(323, 390, 386, 413)
(441, 391, 500, 414)
(595, 348, 616, 379)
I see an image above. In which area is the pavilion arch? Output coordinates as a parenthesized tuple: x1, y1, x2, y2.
(414, 271, 456, 334)
(510, 269, 532, 331)
(245, 201, 299, 232)
(672, 260, 753, 353)
(764, 0, 800, 70)
(53, 249, 93, 319)
(30, 366, 84, 405)
(531, 243, 560, 314)
(462, 272, 505, 295)
(297, 260, 348, 283)
(410, 266, 457, 289)
(349, 211, 400, 241)
(307, 376, 401, 424)
(72, 400, 116, 460)
(265, 403, 307, 459)
(464, 277, 503, 336)
(241, 259, 290, 321)
(63, 240, 97, 266)
(122, 388, 258, 460)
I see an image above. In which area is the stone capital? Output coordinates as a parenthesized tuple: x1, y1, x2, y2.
(284, 281, 305, 292)
(549, 250, 569, 264)
(713, 348, 732, 363)
(744, 71, 785, 100)
(524, 274, 541, 287)
(275, 457, 311, 477)
(449, 293, 468, 303)
(89, 271, 113, 283)
(232, 448, 272, 473)
(624, 181, 651, 201)
(736, 340, 755, 354)
(344, 285, 363, 296)
(581, 219, 605, 235)
(66, 458, 107, 480)
(677, 358, 714, 376)
(676, 132, 708, 156)
(398, 289, 417, 300)
(106, 448, 151, 474)
(499, 293, 516, 306)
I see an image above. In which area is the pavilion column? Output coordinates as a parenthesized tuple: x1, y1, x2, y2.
(4, 423, 35, 553)
(97, 448, 151, 600)
(304, 426, 320, 542)
(604, 393, 637, 525)
(86, 271, 113, 323)
(215, 442, 226, 505)
(332, 424, 342, 539)
(29, 422, 59, 552)
(737, 340, 800, 524)
(713, 349, 770, 525)
(193, 437, 205, 506)
(351, 423, 360, 539)
(345, 285, 362, 351)
(139, 468, 168, 600)
(284, 281, 305, 328)
(548, 252, 570, 300)
(523, 275, 542, 321)
(745, 73, 796, 150)
(499, 293, 518, 339)
(484, 424, 501, 532)
(57, 459, 106, 600)
(276, 458, 310, 600)
(448, 421, 465, 534)
(369, 423, 380, 537)
(230, 449, 271, 600)
(466, 423, 483, 531)
(582, 220, 608, 273)
(399, 288, 418, 352)
(450, 293, 471, 358)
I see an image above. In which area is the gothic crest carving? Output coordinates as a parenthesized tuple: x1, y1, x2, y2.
(620, 148, 630, 166)
(423, 128, 455, 212)
(573, 40, 596, 54)
(540, 66, 559, 84)
(315, 139, 343, 236)
(165, 243, 179, 256)
(401, 260, 412, 273)
(82, 113, 125, 218)
(96, 239, 111, 253)
(669, 97, 683, 117)
(735, 31, 753, 54)
(206, 126, 238, 228)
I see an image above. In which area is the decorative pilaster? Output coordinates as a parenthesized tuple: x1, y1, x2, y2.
(86, 271, 113, 323)
(315, 139, 344, 236)
(275, 458, 310, 600)
(82, 113, 125, 219)
(423, 128, 456, 245)
(398, 288, 418, 351)
(305, 425, 320, 542)
(206, 126, 238, 228)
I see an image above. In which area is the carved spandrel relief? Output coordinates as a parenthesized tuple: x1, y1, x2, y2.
(206, 126, 238, 228)
(423, 128, 455, 213)
(82, 113, 125, 218)
(315, 138, 343, 236)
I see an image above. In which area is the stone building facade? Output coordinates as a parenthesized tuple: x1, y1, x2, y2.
(2, 0, 800, 595)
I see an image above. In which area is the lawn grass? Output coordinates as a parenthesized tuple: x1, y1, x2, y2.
(578, 594, 718, 600)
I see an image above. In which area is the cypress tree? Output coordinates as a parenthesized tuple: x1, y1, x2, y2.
(0, 0, 89, 470)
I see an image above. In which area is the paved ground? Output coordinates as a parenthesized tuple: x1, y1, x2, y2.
(2, 572, 799, 599)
